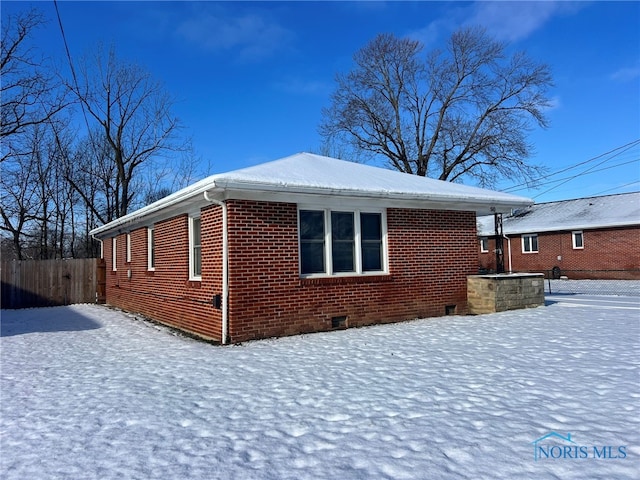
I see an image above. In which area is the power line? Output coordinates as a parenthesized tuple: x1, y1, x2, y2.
(591, 180, 640, 197)
(501, 138, 640, 193)
(533, 148, 639, 199)
(505, 158, 640, 194)
(53, 0, 93, 139)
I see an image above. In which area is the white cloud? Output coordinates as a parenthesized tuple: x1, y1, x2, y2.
(464, 1, 584, 42)
(610, 65, 640, 82)
(406, 1, 584, 49)
(274, 77, 330, 96)
(544, 95, 562, 112)
(175, 6, 293, 62)
(407, 18, 454, 49)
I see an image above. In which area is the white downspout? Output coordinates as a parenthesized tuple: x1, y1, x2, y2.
(505, 235, 512, 273)
(204, 191, 229, 344)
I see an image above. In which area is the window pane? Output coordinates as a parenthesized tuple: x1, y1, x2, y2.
(300, 210, 325, 274)
(362, 243, 382, 271)
(193, 218, 201, 277)
(332, 212, 354, 272)
(193, 218, 201, 245)
(300, 210, 324, 240)
(301, 243, 325, 273)
(574, 232, 583, 248)
(361, 213, 382, 271)
(193, 246, 201, 276)
(531, 235, 538, 252)
(149, 229, 155, 268)
(361, 213, 381, 240)
(331, 211, 354, 240)
(332, 242, 354, 272)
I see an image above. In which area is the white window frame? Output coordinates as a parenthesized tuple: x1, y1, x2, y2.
(126, 233, 132, 263)
(147, 227, 155, 271)
(522, 234, 538, 254)
(188, 216, 202, 281)
(298, 206, 388, 278)
(480, 237, 489, 253)
(112, 237, 117, 271)
(572, 230, 584, 250)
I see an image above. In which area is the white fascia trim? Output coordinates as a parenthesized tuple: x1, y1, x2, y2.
(90, 181, 221, 238)
(216, 179, 532, 213)
(503, 221, 639, 236)
(91, 178, 533, 238)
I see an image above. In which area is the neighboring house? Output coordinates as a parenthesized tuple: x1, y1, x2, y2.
(477, 192, 640, 279)
(90, 153, 531, 343)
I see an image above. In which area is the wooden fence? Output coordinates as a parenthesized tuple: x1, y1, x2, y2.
(1, 258, 106, 309)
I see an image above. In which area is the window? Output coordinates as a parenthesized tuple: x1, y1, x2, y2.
(299, 208, 385, 276)
(126, 234, 132, 263)
(300, 210, 325, 274)
(112, 237, 117, 271)
(189, 216, 202, 280)
(480, 237, 489, 253)
(147, 227, 155, 270)
(360, 212, 383, 271)
(331, 211, 355, 272)
(572, 231, 584, 250)
(522, 234, 538, 253)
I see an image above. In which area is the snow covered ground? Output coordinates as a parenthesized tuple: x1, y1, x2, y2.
(2, 294, 639, 479)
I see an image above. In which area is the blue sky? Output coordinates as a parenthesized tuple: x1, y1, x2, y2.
(4, 1, 639, 203)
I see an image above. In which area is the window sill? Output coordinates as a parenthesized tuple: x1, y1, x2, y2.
(300, 274, 392, 286)
(187, 280, 202, 288)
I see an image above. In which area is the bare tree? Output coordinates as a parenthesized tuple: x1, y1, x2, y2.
(1, 124, 47, 260)
(320, 27, 553, 187)
(1, 8, 67, 160)
(64, 47, 184, 218)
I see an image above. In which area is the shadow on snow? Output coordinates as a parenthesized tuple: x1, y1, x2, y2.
(0, 305, 102, 337)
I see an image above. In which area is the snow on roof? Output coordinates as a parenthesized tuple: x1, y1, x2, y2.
(91, 152, 532, 237)
(477, 192, 640, 235)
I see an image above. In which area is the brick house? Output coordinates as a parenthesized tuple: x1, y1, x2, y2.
(478, 192, 640, 279)
(91, 153, 531, 343)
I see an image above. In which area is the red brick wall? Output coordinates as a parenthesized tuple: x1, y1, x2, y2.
(226, 200, 477, 343)
(104, 205, 223, 340)
(478, 226, 640, 278)
(104, 199, 478, 343)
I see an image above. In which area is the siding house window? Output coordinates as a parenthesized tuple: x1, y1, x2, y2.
(126, 234, 132, 263)
(147, 227, 155, 270)
(189, 216, 202, 280)
(480, 237, 489, 253)
(522, 234, 538, 253)
(572, 231, 584, 249)
(112, 237, 117, 271)
(299, 208, 385, 276)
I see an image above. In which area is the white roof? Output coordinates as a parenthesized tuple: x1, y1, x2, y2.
(477, 192, 640, 236)
(91, 152, 532, 238)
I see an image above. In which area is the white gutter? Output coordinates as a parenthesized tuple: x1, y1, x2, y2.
(203, 191, 229, 345)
